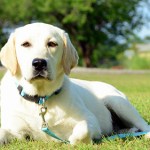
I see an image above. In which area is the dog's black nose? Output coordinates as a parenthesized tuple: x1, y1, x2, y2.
(32, 58, 47, 71)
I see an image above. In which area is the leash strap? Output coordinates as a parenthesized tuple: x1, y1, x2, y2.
(39, 99, 70, 144)
(15, 82, 148, 143)
(39, 99, 148, 143)
(42, 127, 70, 144)
(107, 131, 149, 140)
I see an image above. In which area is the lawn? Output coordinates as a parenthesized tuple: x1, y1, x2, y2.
(1, 69, 150, 150)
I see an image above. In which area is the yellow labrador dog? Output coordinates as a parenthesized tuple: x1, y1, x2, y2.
(0, 23, 150, 145)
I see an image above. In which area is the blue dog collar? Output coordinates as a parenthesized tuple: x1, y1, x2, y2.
(17, 84, 61, 104)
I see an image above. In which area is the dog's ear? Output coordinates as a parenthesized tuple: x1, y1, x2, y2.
(0, 33, 18, 75)
(62, 32, 78, 75)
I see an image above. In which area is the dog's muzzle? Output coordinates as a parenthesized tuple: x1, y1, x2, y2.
(32, 58, 48, 79)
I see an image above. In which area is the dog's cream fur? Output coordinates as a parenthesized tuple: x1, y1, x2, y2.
(0, 23, 150, 145)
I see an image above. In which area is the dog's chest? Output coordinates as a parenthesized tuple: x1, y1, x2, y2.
(44, 106, 71, 127)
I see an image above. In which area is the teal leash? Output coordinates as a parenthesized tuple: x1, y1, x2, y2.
(15, 82, 148, 143)
(39, 98, 70, 144)
(39, 98, 148, 144)
(106, 131, 149, 140)
(42, 127, 70, 144)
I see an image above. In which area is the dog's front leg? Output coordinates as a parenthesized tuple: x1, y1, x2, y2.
(0, 127, 33, 145)
(0, 128, 16, 145)
(69, 120, 101, 144)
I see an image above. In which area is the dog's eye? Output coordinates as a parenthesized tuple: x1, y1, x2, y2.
(21, 42, 31, 47)
(47, 41, 58, 47)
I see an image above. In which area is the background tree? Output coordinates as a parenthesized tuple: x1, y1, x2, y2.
(0, 0, 149, 67)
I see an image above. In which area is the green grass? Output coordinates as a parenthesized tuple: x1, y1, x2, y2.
(123, 55, 150, 70)
(1, 70, 150, 149)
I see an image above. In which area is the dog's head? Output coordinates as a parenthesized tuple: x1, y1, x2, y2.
(0, 23, 78, 82)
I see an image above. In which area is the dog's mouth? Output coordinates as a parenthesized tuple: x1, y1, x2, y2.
(31, 71, 50, 81)
(33, 75, 46, 80)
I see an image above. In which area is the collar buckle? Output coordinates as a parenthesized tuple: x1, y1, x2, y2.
(39, 97, 46, 105)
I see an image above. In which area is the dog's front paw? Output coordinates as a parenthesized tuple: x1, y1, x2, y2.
(68, 121, 91, 145)
(69, 133, 91, 145)
(145, 132, 150, 139)
(0, 128, 13, 145)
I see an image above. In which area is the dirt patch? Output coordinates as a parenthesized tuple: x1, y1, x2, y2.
(72, 67, 150, 74)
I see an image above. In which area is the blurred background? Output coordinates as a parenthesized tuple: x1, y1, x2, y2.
(0, 0, 150, 70)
